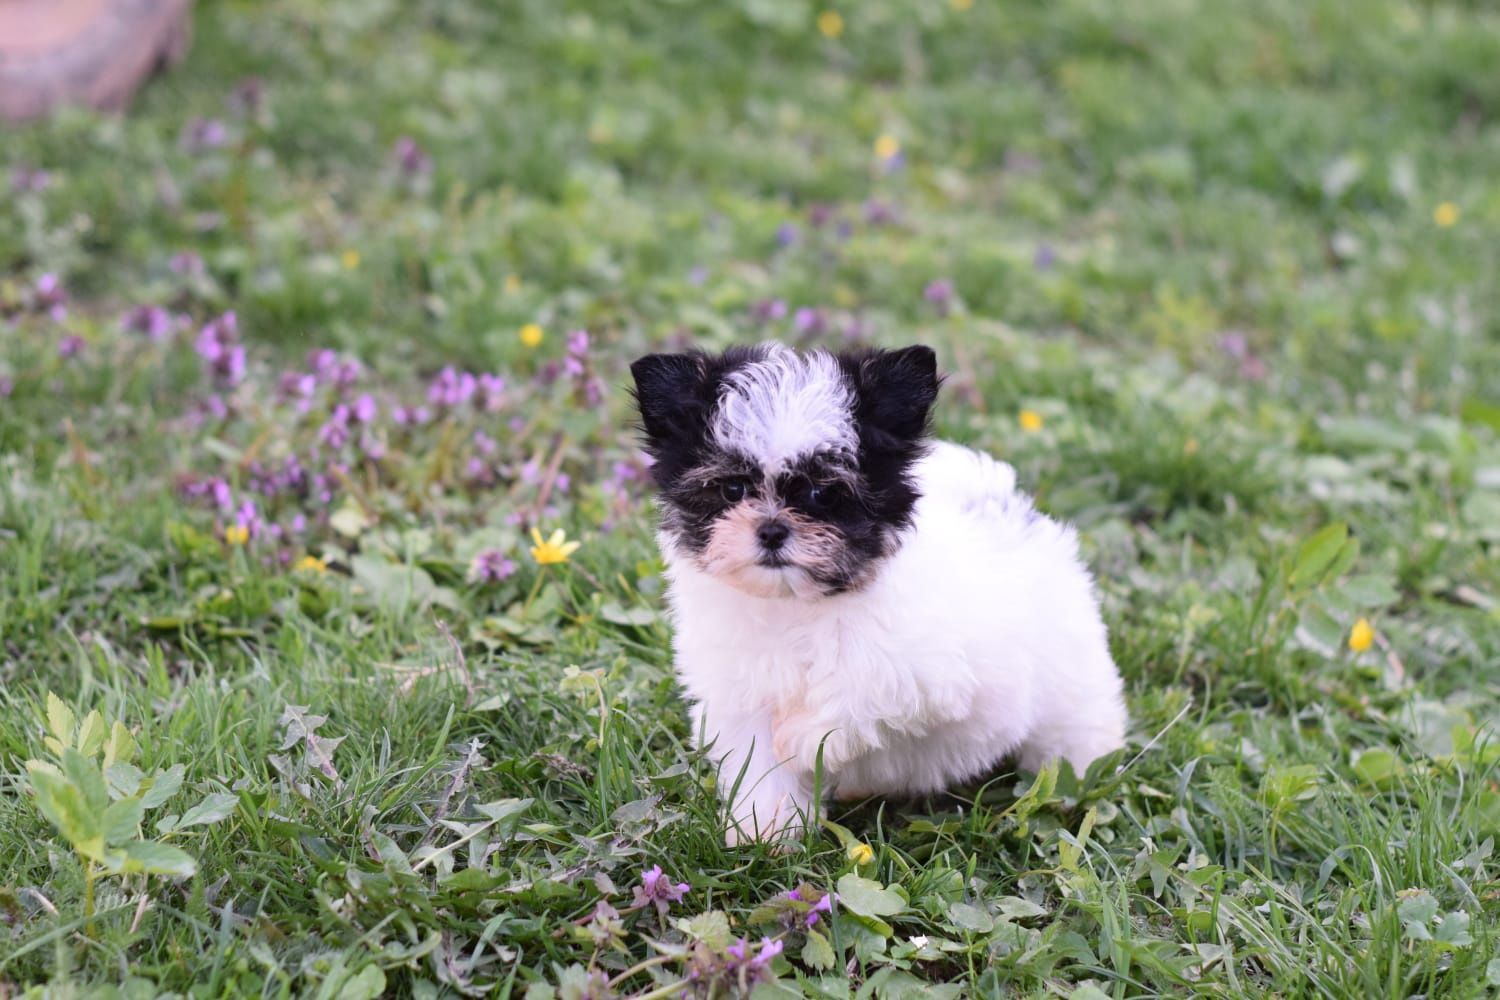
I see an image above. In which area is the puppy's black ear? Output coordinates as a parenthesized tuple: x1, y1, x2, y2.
(846, 345, 941, 443)
(630, 352, 711, 445)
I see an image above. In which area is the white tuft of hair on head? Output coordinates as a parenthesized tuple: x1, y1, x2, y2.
(711, 345, 855, 473)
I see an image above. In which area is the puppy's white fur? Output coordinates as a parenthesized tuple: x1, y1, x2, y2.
(663, 441, 1127, 842)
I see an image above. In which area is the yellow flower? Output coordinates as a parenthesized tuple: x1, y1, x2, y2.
(519, 323, 544, 348)
(874, 134, 901, 160)
(224, 524, 249, 546)
(295, 555, 327, 574)
(1349, 617, 1375, 653)
(848, 842, 874, 865)
(817, 10, 844, 38)
(340, 249, 361, 270)
(503, 273, 522, 294)
(1433, 202, 1459, 227)
(951, 0, 973, 8)
(1019, 409, 1044, 432)
(530, 528, 581, 565)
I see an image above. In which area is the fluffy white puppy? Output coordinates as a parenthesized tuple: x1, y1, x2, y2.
(630, 344, 1126, 842)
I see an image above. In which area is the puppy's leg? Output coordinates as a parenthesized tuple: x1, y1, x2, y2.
(1016, 686, 1127, 776)
(699, 707, 813, 845)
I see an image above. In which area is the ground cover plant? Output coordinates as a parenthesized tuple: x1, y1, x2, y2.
(2, 0, 1499, 995)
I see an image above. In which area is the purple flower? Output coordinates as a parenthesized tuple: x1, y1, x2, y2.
(57, 335, 85, 359)
(1218, 331, 1249, 360)
(318, 405, 351, 449)
(688, 266, 708, 286)
(775, 222, 800, 247)
(468, 548, 517, 584)
(1033, 243, 1056, 270)
(182, 117, 228, 152)
(807, 203, 835, 228)
(632, 865, 689, 917)
(472, 430, 498, 456)
(478, 373, 506, 411)
(10, 166, 50, 193)
(169, 252, 205, 276)
(358, 432, 386, 461)
(923, 279, 955, 313)
(428, 366, 476, 407)
(34, 273, 67, 321)
(793, 307, 827, 335)
(751, 298, 788, 323)
(122, 305, 174, 341)
(235, 499, 261, 536)
(862, 200, 898, 226)
(0, 376, 13, 398)
(392, 136, 432, 178)
(352, 393, 377, 423)
(195, 312, 245, 386)
(805, 891, 834, 927)
(566, 329, 591, 357)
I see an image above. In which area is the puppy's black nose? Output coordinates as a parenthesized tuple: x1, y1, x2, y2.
(757, 519, 790, 551)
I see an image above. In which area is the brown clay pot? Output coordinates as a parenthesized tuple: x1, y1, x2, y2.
(0, 0, 194, 122)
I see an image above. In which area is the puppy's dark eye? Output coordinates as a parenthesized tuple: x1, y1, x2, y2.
(807, 483, 841, 509)
(720, 480, 748, 503)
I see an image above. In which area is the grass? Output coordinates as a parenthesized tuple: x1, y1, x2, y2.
(2, 0, 1498, 995)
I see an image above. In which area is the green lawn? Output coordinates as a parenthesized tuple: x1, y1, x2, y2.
(2, 0, 1499, 995)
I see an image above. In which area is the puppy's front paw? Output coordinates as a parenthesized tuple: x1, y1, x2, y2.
(773, 710, 852, 777)
(726, 782, 810, 847)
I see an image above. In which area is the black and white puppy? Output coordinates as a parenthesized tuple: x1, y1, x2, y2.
(631, 343, 1125, 842)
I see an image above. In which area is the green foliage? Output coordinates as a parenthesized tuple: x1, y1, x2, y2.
(1, 0, 1498, 995)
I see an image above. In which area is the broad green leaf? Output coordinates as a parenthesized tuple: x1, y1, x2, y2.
(998, 896, 1049, 919)
(1352, 749, 1401, 787)
(76, 710, 106, 757)
(1288, 522, 1349, 589)
(141, 764, 186, 809)
(801, 928, 836, 971)
(61, 747, 109, 812)
(46, 692, 76, 747)
(677, 911, 732, 949)
(102, 797, 145, 844)
(176, 792, 239, 828)
(334, 965, 386, 1000)
(120, 840, 197, 877)
(1434, 912, 1472, 948)
(835, 874, 907, 918)
(947, 901, 995, 933)
(103, 721, 138, 769)
(106, 762, 145, 800)
(27, 760, 103, 856)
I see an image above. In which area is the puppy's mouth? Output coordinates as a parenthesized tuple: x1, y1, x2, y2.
(757, 553, 791, 569)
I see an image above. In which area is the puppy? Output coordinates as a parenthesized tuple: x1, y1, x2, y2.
(630, 344, 1126, 843)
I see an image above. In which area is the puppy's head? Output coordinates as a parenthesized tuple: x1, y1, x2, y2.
(631, 343, 939, 599)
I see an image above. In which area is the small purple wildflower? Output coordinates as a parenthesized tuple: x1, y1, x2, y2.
(923, 278, 955, 315)
(392, 136, 432, 177)
(0, 376, 13, 398)
(472, 430, 498, 456)
(1033, 243, 1056, 270)
(318, 405, 351, 449)
(181, 117, 228, 152)
(862, 200, 899, 226)
(807, 203, 835, 228)
(122, 304, 174, 341)
(468, 548, 517, 584)
(632, 865, 690, 917)
(10, 166, 50, 193)
(566, 329, 591, 357)
(169, 251, 205, 276)
(478, 373, 506, 411)
(688, 266, 708, 286)
(751, 298, 788, 323)
(805, 891, 834, 927)
(195, 312, 245, 386)
(351, 393, 377, 423)
(34, 273, 67, 321)
(775, 222, 800, 248)
(57, 335, 85, 359)
(428, 366, 477, 407)
(793, 307, 827, 336)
